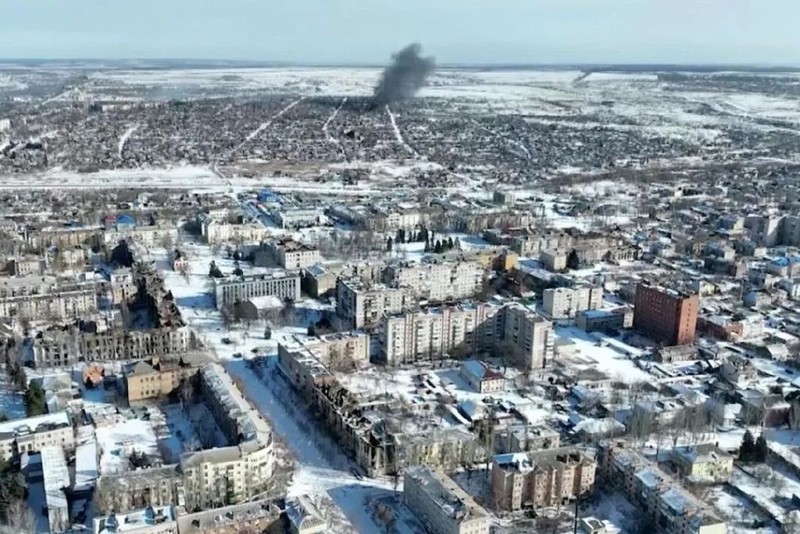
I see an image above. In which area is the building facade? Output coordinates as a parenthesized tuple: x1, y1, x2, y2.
(501, 305, 555, 369)
(404, 466, 490, 534)
(380, 303, 500, 365)
(383, 260, 485, 302)
(336, 278, 410, 329)
(214, 271, 301, 310)
(491, 449, 597, 511)
(542, 286, 603, 320)
(633, 284, 699, 346)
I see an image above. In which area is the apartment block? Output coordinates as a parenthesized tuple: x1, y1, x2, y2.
(180, 363, 275, 510)
(265, 239, 321, 269)
(336, 277, 410, 329)
(576, 307, 633, 334)
(213, 271, 301, 310)
(177, 499, 280, 534)
(633, 283, 699, 346)
(491, 448, 596, 511)
(28, 325, 190, 368)
(123, 353, 209, 402)
(200, 216, 269, 245)
(599, 443, 726, 534)
(671, 444, 733, 482)
(279, 332, 370, 374)
(103, 224, 179, 248)
(0, 286, 97, 320)
(383, 260, 485, 302)
(404, 466, 490, 534)
(501, 304, 554, 369)
(542, 286, 602, 319)
(0, 411, 75, 459)
(380, 302, 501, 365)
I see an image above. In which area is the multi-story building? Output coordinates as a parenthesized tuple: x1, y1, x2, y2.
(576, 307, 633, 333)
(499, 424, 561, 454)
(0, 412, 75, 459)
(181, 363, 275, 510)
(0, 286, 98, 320)
(671, 444, 734, 482)
(542, 286, 603, 320)
(270, 208, 324, 229)
(27, 325, 191, 368)
(123, 353, 209, 402)
(213, 271, 301, 310)
(633, 283, 699, 346)
(95, 466, 184, 515)
(279, 332, 370, 373)
(403, 466, 490, 534)
(93, 506, 177, 534)
(384, 260, 485, 302)
(265, 239, 321, 269)
(491, 448, 597, 511)
(598, 443, 727, 534)
(109, 267, 136, 304)
(103, 224, 179, 248)
(176, 499, 281, 534)
(336, 278, 410, 329)
(501, 304, 554, 369)
(200, 215, 269, 245)
(380, 302, 501, 365)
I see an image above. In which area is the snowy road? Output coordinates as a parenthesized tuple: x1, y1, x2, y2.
(117, 124, 138, 158)
(385, 105, 417, 157)
(226, 357, 395, 533)
(232, 97, 305, 155)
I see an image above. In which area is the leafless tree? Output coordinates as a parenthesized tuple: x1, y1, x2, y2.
(3, 499, 37, 534)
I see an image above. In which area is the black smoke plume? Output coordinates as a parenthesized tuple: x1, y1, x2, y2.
(372, 43, 435, 108)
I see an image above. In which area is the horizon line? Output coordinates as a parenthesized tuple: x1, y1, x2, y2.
(0, 57, 799, 72)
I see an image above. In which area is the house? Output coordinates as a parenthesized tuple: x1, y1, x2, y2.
(460, 360, 505, 393)
(671, 444, 734, 482)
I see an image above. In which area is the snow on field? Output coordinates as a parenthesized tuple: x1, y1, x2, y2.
(708, 486, 777, 534)
(554, 326, 652, 384)
(95, 417, 160, 474)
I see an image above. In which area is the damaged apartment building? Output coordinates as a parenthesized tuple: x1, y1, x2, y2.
(24, 262, 191, 368)
(273, 336, 483, 477)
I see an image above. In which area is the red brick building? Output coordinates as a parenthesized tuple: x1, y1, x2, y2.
(633, 284, 698, 345)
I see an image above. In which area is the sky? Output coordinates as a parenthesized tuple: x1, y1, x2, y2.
(0, 0, 797, 66)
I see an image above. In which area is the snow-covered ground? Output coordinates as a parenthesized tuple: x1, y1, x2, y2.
(95, 417, 160, 475)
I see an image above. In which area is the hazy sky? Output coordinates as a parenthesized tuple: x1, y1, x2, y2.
(1, 0, 797, 65)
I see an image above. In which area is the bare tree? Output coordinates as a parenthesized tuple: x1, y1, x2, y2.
(3, 499, 37, 534)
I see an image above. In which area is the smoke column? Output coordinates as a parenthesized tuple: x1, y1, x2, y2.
(372, 43, 435, 107)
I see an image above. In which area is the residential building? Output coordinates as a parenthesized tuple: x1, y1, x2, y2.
(200, 216, 268, 245)
(459, 360, 505, 393)
(94, 506, 177, 534)
(279, 332, 370, 374)
(599, 443, 727, 534)
(180, 363, 275, 510)
(0, 412, 74, 459)
(271, 208, 324, 229)
(671, 444, 734, 482)
(0, 286, 97, 319)
(633, 283, 699, 346)
(384, 260, 485, 302)
(265, 239, 321, 269)
(177, 499, 280, 534)
(499, 424, 561, 454)
(576, 307, 633, 333)
(501, 304, 555, 369)
(380, 302, 500, 365)
(542, 286, 603, 319)
(123, 353, 209, 402)
(213, 271, 301, 310)
(336, 278, 410, 329)
(302, 264, 338, 298)
(28, 325, 191, 368)
(491, 448, 597, 511)
(403, 466, 490, 534)
(103, 224, 179, 248)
